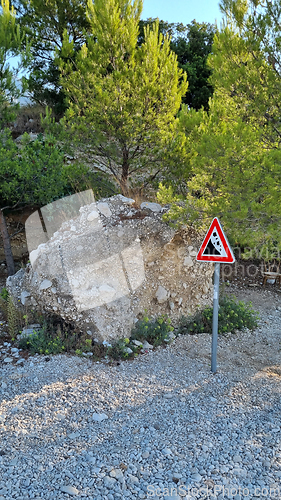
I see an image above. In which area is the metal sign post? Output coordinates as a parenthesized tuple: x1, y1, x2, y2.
(211, 262, 220, 373)
(196, 218, 235, 373)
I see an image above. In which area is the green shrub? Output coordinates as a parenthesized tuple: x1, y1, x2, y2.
(178, 296, 259, 335)
(18, 316, 86, 355)
(131, 313, 174, 347)
(0, 287, 8, 301)
(0, 287, 9, 318)
(106, 337, 137, 360)
(17, 311, 175, 361)
(18, 328, 66, 355)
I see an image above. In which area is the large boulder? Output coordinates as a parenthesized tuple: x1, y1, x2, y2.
(7, 194, 214, 342)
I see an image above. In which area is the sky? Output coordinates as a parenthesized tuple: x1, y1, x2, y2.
(141, 0, 223, 26)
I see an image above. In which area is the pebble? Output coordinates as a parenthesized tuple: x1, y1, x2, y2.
(0, 285, 279, 499)
(61, 485, 79, 495)
(103, 476, 116, 489)
(92, 412, 108, 422)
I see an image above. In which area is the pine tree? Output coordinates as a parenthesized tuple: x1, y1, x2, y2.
(13, 0, 90, 116)
(60, 0, 188, 195)
(159, 0, 281, 251)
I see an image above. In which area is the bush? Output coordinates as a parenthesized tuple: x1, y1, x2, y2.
(178, 296, 259, 335)
(17, 310, 175, 360)
(18, 316, 91, 355)
(131, 313, 174, 347)
(19, 329, 66, 355)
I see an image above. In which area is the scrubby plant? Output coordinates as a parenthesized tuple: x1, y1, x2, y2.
(178, 296, 258, 336)
(19, 328, 66, 355)
(131, 313, 174, 347)
(106, 337, 137, 360)
(7, 295, 20, 340)
(0, 287, 8, 301)
(16, 309, 176, 361)
(0, 287, 9, 318)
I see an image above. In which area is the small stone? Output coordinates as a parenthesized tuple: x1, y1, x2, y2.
(20, 290, 30, 305)
(109, 468, 124, 480)
(128, 474, 139, 485)
(191, 472, 202, 482)
(61, 485, 79, 495)
(172, 473, 182, 480)
(39, 279, 52, 291)
(142, 451, 150, 459)
(156, 285, 169, 304)
(103, 476, 116, 489)
(142, 341, 153, 349)
(116, 194, 135, 205)
(87, 210, 99, 221)
(140, 202, 162, 213)
(3, 358, 13, 363)
(162, 447, 173, 455)
(68, 432, 80, 439)
(131, 340, 143, 346)
(97, 202, 112, 217)
(92, 413, 108, 422)
(184, 256, 193, 267)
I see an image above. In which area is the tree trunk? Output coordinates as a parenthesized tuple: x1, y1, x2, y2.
(0, 209, 15, 276)
(120, 152, 130, 196)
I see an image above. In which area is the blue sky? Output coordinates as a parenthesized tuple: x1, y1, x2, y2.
(141, 0, 223, 26)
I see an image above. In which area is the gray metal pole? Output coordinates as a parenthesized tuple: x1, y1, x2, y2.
(211, 262, 220, 373)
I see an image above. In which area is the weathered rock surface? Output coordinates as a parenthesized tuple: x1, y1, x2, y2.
(7, 194, 213, 342)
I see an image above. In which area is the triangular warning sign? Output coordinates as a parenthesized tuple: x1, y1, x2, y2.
(196, 218, 235, 263)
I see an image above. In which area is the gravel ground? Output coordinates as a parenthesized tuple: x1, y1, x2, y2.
(0, 285, 280, 500)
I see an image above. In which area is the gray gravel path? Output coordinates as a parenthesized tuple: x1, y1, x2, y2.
(0, 286, 280, 500)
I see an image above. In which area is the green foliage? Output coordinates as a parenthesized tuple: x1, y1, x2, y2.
(0, 130, 65, 207)
(131, 313, 174, 347)
(171, 20, 216, 110)
(0, 288, 22, 336)
(159, 0, 281, 250)
(139, 19, 215, 110)
(18, 329, 66, 355)
(0, 286, 8, 301)
(60, 0, 187, 195)
(18, 318, 94, 355)
(106, 337, 137, 360)
(7, 294, 20, 339)
(178, 296, 259, 335)
(160, 91, 281, 249)
(0, 129, 110, 208)
(16, 309, 175, 361)
(0, 287, 8, 317)
(0, 0, 29, 128)
(104, 314, 174, 360)
(13, 0, 91, 117)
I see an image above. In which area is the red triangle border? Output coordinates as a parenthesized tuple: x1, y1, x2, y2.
(196, 218, 235, 263)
